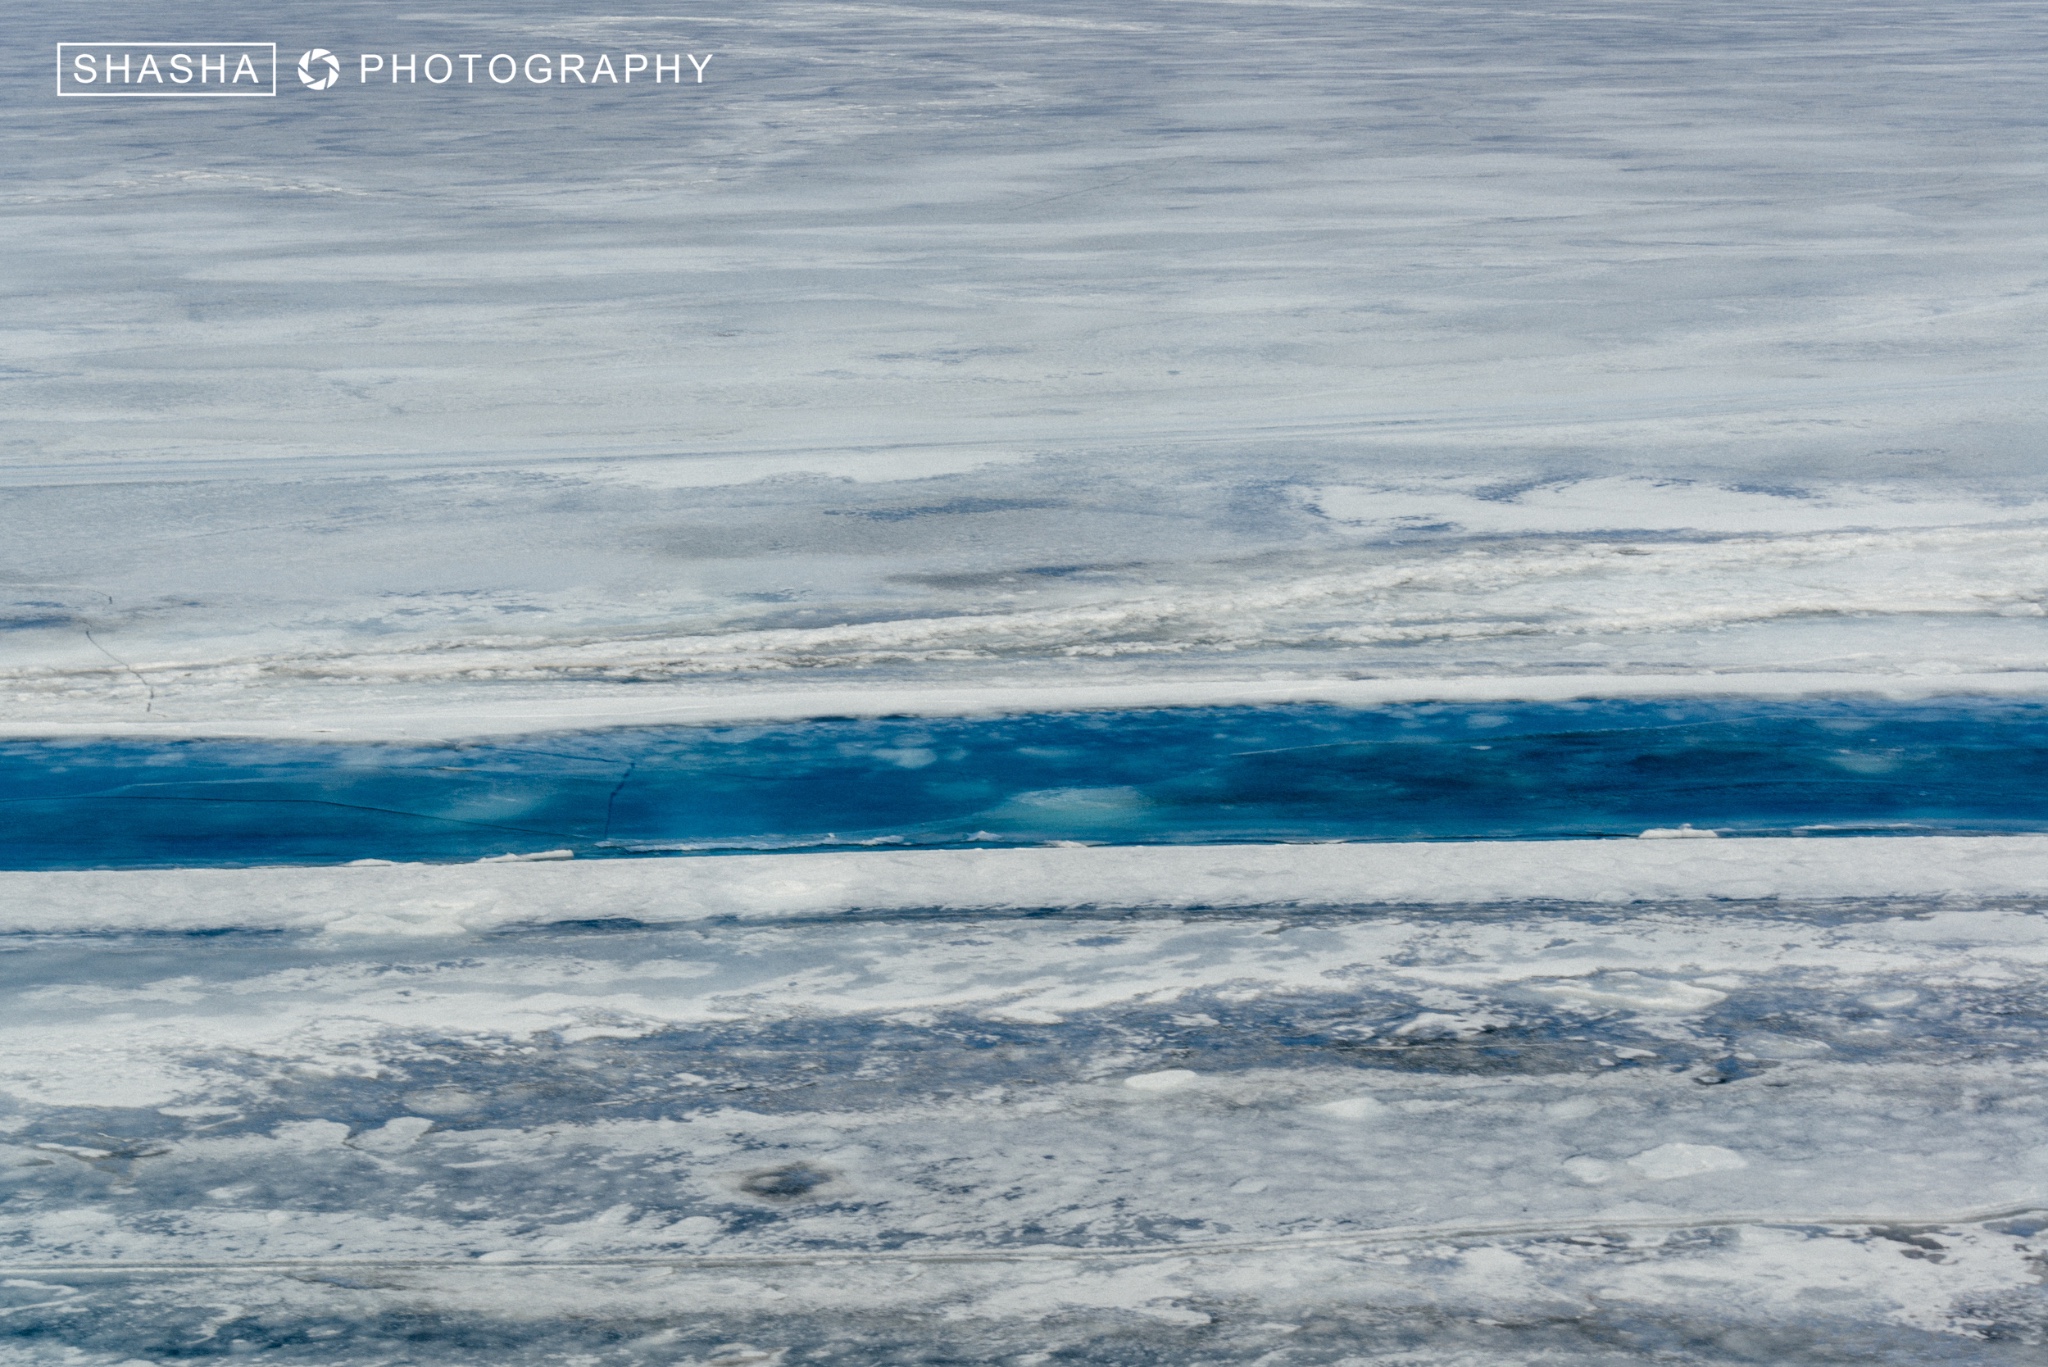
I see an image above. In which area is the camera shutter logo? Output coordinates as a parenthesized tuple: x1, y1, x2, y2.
(298, 49, 340, 89)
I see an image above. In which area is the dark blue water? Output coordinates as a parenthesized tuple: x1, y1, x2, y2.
(4, 699, 2047, 869)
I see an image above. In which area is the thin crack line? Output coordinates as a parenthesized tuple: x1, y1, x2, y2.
(81, 628, 153, 714)
(601, 759, 637, 842)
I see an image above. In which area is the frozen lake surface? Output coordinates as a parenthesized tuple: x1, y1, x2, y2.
(3, 867, 2048, 1362)
(4, 0, 2048, 731)
(7, 0, 2048, 1360)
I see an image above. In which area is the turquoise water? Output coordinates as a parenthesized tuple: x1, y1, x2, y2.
(5, 699, 2046, 869)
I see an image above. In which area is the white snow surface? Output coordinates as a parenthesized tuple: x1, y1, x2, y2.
(6, 0, 2048, 730)
(6, 836, 2048, 936)
(5, 669, 2048, 742)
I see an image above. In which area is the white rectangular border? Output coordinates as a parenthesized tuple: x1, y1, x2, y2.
(56, 43, 277, 98)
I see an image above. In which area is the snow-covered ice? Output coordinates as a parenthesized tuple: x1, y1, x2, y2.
(6, 835, 2048, 936)
(5, 0, 2048, 730)
(7, 0, 2048, 1360)
(4, 860, 2048, 1358)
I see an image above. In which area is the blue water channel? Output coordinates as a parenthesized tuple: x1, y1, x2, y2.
(4, 699, 2047, 869)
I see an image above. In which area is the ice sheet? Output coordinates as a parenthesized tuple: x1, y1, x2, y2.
(6, 0, 2048, 728)
(10, 1, 2048, 1358)
(3, 878, 2047, 1359)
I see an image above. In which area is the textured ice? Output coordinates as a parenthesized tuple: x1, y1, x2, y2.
(9, 0, 2048, 1359)
(4, 884, 2048, 1360)
(6, 0, 2048, 731)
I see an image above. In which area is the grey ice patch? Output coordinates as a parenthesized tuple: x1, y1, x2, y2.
(734, 1162, 840, 1203)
